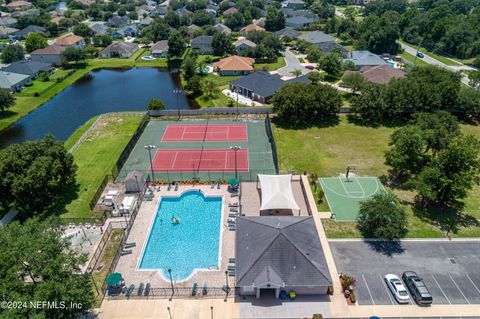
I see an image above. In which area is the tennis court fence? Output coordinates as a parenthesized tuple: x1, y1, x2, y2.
(148, 107, 272, 118)
(264, 113, 279, 174)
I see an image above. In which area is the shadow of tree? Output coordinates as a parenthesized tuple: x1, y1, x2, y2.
(364, 240, 405, 257)
(271, 116, 340, 130)
(346, 114, 407, 128)
(0, 110, 18, 120)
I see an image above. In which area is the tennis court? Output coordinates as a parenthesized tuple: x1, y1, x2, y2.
(116, 119, 276, 181)
(161, 124, 247, 142)
(151, 149, 249, 172)
(319, 176, 386, 221)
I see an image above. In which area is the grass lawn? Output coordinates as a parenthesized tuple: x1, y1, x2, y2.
(273, 116, 480, 238)
(64, 115, 99, 151)
(254, 57, 286, 71)
(399, 52, 429, 68)
(399, 40, 462, 66)
(58, 115, 142, 219)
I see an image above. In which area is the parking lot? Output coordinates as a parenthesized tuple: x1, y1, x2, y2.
(330, 240, 480, 306)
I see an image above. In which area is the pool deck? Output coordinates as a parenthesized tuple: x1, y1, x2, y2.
(114, 184, 236, 289)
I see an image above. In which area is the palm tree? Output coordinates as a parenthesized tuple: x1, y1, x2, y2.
(290, 68, 302, 77)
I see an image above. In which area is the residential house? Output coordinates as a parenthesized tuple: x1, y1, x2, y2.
(346, 50, 388, 68)
(112, 25, 138, 39)
(0, 25, 18, 38)
(283, 0, 305, 9)
(280, 7, 295, 17)
(239, 24, 265, 36)
(55, 34, 86, 49)
(235, 216, 333, 298)
(6, 1, 33, 11)
(89, 22, 108, 36)
(30, 45, 66, 65)
(11, 25, 47, 39)
(274, 27, 301, 38)
(107, 15, 130, 28)
(285, 16, 313, 28)
(293, 9, 319, 20)
(1, 60, 53, 79)
(0, 71, 30, 91)
(223, 7, 238, 16)
(213, 55, 255, 76)
(318, 42, 349, 56)
(99, 42, 139, 58)
(298, 30, 336, 45)
(75, 0, 96, 6)
(213, 23, 231, 35)
(175, 7, 192, 17)
(187, 24, 201, 36)
(229, 71, 310, 103)
(191, 36, 213, 54)
(205, 8, 217, 16)
(0, 16, 17, 27)
(150, 40, 169, 57)
(50, 16, 63, 25)
(49, 8, 66, 17)
(253, 17, 266, 28)
(150, 6, 167, 17)
(234, 38, 256, 55)
(344, 65, 406, 85)
(140, 17, 154, 26)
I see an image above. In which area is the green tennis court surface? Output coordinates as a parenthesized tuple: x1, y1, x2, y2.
(116, 119, 276, 182)
(319, 176, 386, 221)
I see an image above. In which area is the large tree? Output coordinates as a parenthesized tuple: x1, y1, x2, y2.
(358, 191, 408, 239)
(265, 5, 285, 31)
(0, 88, 15, 112)
(167, 31, 187, 58)
(73, 23, 92, 37)
(355, 11, 401, 54)
(25, 32, 48, 53)
(62, 47, 87, 64)
(0, 218, 95, 318)
(272, 82, 341, 126)
(1, 44, 25, 63)
(211, 32, 234, 56)
(317, 52, 343, 76)
(0, 135, 77, 216)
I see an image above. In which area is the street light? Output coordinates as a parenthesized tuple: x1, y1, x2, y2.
(229, 146, 241, 179)
(173, 88, 182, 121)
(168, 268, 174, 301)
(144, 145, 156, 183)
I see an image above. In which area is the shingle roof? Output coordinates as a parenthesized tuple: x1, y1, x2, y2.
(90, 22, 108, 35)
(191, 35, 213, 46)
(30, 45, 66, 55)
(360, 65, 406, 84)
(286, 16, 313, 25)
(1, 60, 52, 76)
(235, 216, 332, 287)
(347, 50, 388, 66)
(213, 55, 255, 71)
(223, 7, 238, 15)
(0, 71, 29, 89)
(240, 24, 265, 33)
(233, 38, 256, 48)
(318, 42, 349, 56)
(151, 40, 168, 52)
(55, 34, 84, 46)
(214, 23, 231, 34)
(12, 25, 46, 36)
(99, 42, 138, 55)
(298, 30, 336, 44)
(274, 27, 301, 38)
(0, 25, 18, 35)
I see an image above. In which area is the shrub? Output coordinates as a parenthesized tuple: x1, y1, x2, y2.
(340, 274, 357, 291)
(349, 291, 356, 303)
(312, 314, 323, 319)
(317, 189, 324, 203)
(34, 92, 40, 97)
(147, 98, 166, 110)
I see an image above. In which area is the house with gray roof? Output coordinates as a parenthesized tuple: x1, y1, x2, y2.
(286, 16, 314, 28)
(280, 7, 295, 17)
(346, 50, 387, 67)
(0, 71, 31, 91)
(214, 23, 231, 35)
(0, 25, 18, 38)
(175, 7, 192, 17)
(235, 216, 332, 298)
(89, 22, 108, 35)
(191, 36, 213, 54)
(234, 38, 256, 55)
(112, 25, 138, 39)
(99, 42, 139, 58)
(140, 17, 154, 25)
(298, 30, 336, 44)
(107, 15, 130, 28)
(229, 71, 310, 103)
(150, 40, 168, 57)
(150, 6, 167, 17)
(11, 25, 46, 39)
(1, 60, 52, 79)
(0, 16, 17, 27)
(283, 0, 305, 9)
(318, 42, 349, 57)
(275, 27, 301, 38)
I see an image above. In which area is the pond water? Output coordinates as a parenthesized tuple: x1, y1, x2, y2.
(56, 2, 67, 10)
(0, 68, 190, 147)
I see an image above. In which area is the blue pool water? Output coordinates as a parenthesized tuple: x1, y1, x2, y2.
(139, 190, 223, 281)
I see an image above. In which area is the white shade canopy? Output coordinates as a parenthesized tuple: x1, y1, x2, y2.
(258, 174, 300, 211)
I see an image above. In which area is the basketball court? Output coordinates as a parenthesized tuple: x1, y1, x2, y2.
(319, 175, 386, 221)
(151, 149, 249, 172)
(161, 124, 247, 142)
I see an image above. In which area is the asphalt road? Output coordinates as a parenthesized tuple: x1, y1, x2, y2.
(330, 240, 480, 306)
(276, 50, 310, 77)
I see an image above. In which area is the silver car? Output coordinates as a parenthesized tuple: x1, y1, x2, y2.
(385, 274, 410, 303)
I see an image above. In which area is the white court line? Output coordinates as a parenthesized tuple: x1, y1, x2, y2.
(449, 273, 470, 304)
(171, 151, 179, 169)
(362, 273, 376, 305)
(379, 274, 395, 305)
(432, 274, 451, 304)
(466, 274, 480, 295)
(224, 151, 228, 169)
(352, 176, 366, 197)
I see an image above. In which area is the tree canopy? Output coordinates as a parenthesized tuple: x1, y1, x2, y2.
(148, 98, 166, 110)
(211, 32, 234, 56)
(25, 33, 48, 53)
(0, 88, 15, 112)
(1, 44, 25, 64)
(265, 5, 285, 31)
(168, 31, 187, 58)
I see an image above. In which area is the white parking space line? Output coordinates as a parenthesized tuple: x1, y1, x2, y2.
(466, 274, 480, 295)
(362, 273, 375, 305)
(449, 273, 470, 304)
(379, 274, 394, 305)
(432, 274, 451, 304)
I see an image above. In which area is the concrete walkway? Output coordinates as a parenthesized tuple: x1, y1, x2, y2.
(277, 50, 310, 77)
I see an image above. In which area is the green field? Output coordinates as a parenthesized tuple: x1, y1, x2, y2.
(58, 115, 143, 219)
(254, 57, 286, 71)
(399, 40, 462, 66)
(273, 116, 480, 238)
(400, 52, 429, 67)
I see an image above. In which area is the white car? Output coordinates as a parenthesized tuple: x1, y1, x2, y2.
(385, 274, 410, 303)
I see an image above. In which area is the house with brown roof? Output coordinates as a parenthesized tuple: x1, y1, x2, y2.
(343, 65, 406, 85)
(30, 45, 67, 65)
(223, 7, 238, 16)
(213, 55, 255, 76)
(54, 34, 86, 49)
(239, 24, 265, 36)
(75, 0, 96, 6)
(6, 1, 33, 11)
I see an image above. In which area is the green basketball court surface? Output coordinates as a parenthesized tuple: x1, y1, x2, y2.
(319, 176, 386, 221)
(116, 119, 276, 182)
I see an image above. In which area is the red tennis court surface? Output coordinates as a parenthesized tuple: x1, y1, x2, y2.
(161, 124, 248, 142)
(151, 149, 249, 172)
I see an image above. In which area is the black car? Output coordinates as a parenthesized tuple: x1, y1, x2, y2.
(402, 271, 433, 305)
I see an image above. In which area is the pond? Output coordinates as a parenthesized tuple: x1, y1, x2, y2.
(0, 68, 190, 147)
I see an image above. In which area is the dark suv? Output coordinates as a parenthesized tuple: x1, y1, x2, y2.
(402, 271, 433, 305)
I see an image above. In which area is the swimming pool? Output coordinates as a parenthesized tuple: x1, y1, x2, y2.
(139, 190, 223, 281)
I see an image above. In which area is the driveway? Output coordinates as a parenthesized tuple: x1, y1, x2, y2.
(277, 50, 310, 77)
(330, 240, 480, 306)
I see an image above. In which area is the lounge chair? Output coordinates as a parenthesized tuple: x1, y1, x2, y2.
(121, 249, 132, 256)
(217, 180, 221, 189)
(211, 181, 215, 189)
(137, 283, 144, 296)
(228, 213, 238, 218)
(144, 283, 151, 296)
(229, 203, 239, 207)
(126, 284, 135, 298)
(229, 207, 238, 212)
(228, 224, 236, 231)
(202, 282, 208, 295)
(124, 242, 136, 248)
(174, 183, 179, 191)
(227, 265, 235, 271)
(192, 283, 198, 296)
(228, 271, 235, 276)
(167, 183, 172, 191)
(230, 193, 238, 198)
(228, 258, 235, 263)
